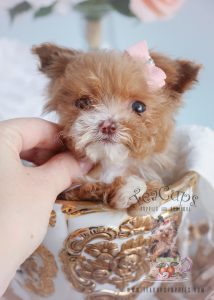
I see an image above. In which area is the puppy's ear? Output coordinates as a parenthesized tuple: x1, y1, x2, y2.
(151, 52, 201, 95)
(32, 43, 79, 79)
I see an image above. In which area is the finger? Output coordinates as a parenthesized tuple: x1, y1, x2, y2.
(0, 118, 64, 155)
(36, 152, 92, 194)
(21, 148, 60, 165)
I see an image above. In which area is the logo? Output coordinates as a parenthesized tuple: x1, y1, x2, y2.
(147, 256, 192, 282)
(129, 185, 198, 212)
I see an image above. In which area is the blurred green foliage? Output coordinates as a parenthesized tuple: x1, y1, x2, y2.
(9, 0, 135, 22)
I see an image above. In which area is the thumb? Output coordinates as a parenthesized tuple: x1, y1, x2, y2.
(37, 152, 92, 195)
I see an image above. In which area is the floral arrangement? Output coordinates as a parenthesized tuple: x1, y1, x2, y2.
(1, 0, 185, 22)
(1, 0, 185, 50)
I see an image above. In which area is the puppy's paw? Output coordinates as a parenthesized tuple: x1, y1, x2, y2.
(58, 185, 82, 201)
(109, 176, 147, 209)
(128, 181, 162, 216)
(59, 181, 112, 202)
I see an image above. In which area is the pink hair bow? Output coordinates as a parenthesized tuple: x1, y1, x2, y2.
(126, 41, 166, 90)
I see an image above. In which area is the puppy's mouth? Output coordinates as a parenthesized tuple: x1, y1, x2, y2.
(99, 136, 116, 144)
(83, 135, 117, 148)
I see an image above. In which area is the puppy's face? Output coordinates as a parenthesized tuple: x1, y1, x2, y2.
(33, 44, 200, 163)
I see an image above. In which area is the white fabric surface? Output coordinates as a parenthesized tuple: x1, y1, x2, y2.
(0, 38, 56, 122)
(175, 126, 214, 218)
(174, 126, 214, 246)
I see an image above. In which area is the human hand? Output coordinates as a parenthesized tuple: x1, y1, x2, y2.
(0, 118, 92, 296)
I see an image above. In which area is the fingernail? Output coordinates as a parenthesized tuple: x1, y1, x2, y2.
(79, 159, 93, 174)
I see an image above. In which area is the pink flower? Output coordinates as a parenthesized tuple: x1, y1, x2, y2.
(129, 0, 185, 22)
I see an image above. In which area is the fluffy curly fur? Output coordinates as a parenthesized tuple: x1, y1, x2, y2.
(33, 43, 200, 209)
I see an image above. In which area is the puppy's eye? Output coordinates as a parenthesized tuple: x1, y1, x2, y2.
(132, 101, 146, 114)
(75, 97, 92, 110)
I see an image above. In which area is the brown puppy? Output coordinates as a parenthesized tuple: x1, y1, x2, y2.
(33, 43, 200, 209)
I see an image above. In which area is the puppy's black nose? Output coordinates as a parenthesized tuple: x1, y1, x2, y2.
(99, 120, 117, 135)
